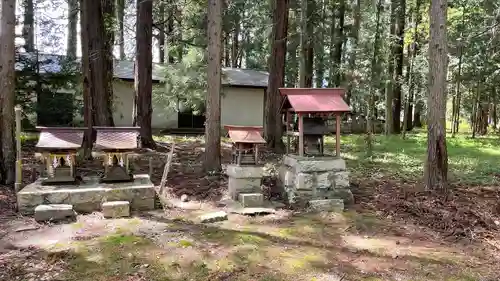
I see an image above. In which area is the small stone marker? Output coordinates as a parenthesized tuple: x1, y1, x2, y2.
(307, 199, 344, 212)
(34, 204, 76, 222)
(199, 211, 228, 223)
(180, 194, 189, 202)
(238, 193, 264, 207)
(102, 201, 130, 218)
(230, 207, 275, 216)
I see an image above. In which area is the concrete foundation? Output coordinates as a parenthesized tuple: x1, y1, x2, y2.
(226, 164, 263, 200)
(279, 155, 353, 208)
(18, 174, 155, 215)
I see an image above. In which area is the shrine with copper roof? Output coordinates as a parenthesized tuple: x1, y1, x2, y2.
(278, 88, 354, 210)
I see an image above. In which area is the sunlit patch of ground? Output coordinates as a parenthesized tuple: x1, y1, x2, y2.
(3, 208, 495, 281)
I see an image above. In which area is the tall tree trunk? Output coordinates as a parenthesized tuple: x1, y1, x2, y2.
(385, 0, 397, 135)
(346, 0, 360, 105)
(231, 10, 240, 68)
(425, 0, 448, 191)
(166, 3, 175, 63)
(224, 31, 230, 67)
(314, 0, 325, 88)
(135, 0, 155, 148)
(403, 0, 421, 137)
(366, 0, 383, 158)
(80, 0, 92, 159)
(158, 0, 165, 63)
(117, 0, 125, 59)
(286, 0, 299, 87)
(327, 0, 336, 87)
(204, 0, 222, 172)
(265, 0, 289, 152)
(22, 0, 35, 52)
(0, 0, 16, 186)
(392, 0, 405, 134)
(299, 0, 314, 88)
(452, 5, 465, 136)
(84, 0, 115, 126)
(332, 0, 345, 87)
(67, 0, 78, 58)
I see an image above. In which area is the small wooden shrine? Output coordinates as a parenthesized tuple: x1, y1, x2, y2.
(279, 88, 351, 157)
(225, 125, 266, 166)
(35, 127, 86, 185)
(93, 126, 140, 183)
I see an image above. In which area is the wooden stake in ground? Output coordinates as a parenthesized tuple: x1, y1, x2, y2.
(425, 0, 448, 191)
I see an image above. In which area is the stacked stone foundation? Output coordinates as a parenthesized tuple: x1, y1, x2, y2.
(279, 155, 353, 208)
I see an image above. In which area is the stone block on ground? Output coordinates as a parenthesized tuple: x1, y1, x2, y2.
(102, 201, 130, 218)
(199, 211, 228, 223)
(34, 204, 76, 222)
(228, 177, 262, 200)
(307, 199, 344, 212)
(230, 207, 275, 216)
(238, 193, 264, 207)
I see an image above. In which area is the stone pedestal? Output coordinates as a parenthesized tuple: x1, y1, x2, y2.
(279, 155, 353, 208)
(226, 164, 263, 200)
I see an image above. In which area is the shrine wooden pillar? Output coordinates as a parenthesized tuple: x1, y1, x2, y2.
(298, 113, 304, 157)
(335, 113, 341, 157)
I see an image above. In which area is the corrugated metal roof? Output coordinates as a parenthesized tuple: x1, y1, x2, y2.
(16, 53, 269, 88)
(224, 125, 266, 144)
(279, 88, 351, 113)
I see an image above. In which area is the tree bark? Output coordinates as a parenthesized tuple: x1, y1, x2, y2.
(117, 0, 125, 59)
(366, 0, 383, 158)
(392, 0, 405, 134)
(158, 0, 165, 63)
(84, 0, 115, 126)
(135, 0, 156, 149)
(22, 0, 35, 52)
(231, 8, 240, 68)
(67, 0, 78, 58)
(385, 0, 396, 135)
(299, 0, 314, 88)
(314, 0, 325, 88)
(265, 0, 289, 152)
(285, 0, 299, 87)
(80, 0, 92, 159)
(332, 0, 345, 87)
(425, 0, 448, 192)
(0, 0, 17, 186)
(204, 0, 222, 172)
(346, 0, 360, 105)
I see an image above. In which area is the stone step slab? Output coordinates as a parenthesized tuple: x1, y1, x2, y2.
(34, 204, 76, 222)
(307, 199, 344, 212)
(199, 211, 228, 223)
(238, 193, 264, 207)
(102, 201, 130, 218)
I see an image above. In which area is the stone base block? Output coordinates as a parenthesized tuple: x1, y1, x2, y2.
(226, 164, 264, 178)
(279, 155, 352, 207)
(34, 204, 76, 222)
(238, 193, 264, 207)
(102, 201, 130, 218)
(308, 199, 344, 212)
(228, 177, 261, 200)
(18, 174, 155, 214)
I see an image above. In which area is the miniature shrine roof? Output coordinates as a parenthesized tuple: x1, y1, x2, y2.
(94, 127, 140, 150)
(279, 88, 351, 113)
(36, 127, 86, 150)
(224, 125, 266, 144)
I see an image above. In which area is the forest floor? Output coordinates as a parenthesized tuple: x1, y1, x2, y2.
(1, 132, 500, 281)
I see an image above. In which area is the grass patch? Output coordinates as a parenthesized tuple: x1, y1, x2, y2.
(325, 132, 500, 185)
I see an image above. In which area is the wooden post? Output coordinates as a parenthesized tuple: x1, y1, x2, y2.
(298, 113, 304, 156)
(336, 113, 341, 157)
(285, 110, 291, 154)
(15, 106, 22, 191)
(254, 144, 259, 165)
